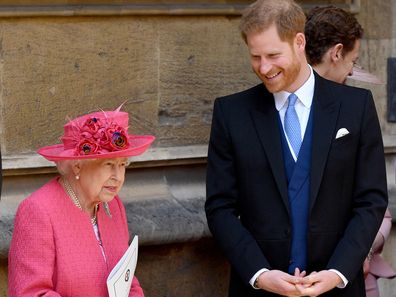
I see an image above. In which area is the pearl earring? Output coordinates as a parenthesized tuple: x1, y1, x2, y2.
(75, 175, 80, 180)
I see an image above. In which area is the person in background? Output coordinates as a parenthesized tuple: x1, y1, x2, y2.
(305, 5, 361, 84)
(205, 0, 388, 296)
(305, 6, 396, 297)
(8, 105, 155, 297)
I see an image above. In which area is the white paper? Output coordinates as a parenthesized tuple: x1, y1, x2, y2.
(107, 235, 138, 297)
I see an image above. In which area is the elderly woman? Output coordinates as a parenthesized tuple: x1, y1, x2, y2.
(8, 106, 155, 297)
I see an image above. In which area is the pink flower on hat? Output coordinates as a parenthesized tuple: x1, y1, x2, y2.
(111, 130, 128, 149)
(82, 117, 101, 133)
(73, 117, 129, 156)
(107, 126, 129, 150)
(76, 138, 100, 155)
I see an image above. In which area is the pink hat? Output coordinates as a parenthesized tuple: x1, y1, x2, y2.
(349, 66, 383, 84)
(37, 106, 155, 161)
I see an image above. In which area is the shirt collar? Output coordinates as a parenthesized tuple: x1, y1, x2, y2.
(274, 65, 315, 111)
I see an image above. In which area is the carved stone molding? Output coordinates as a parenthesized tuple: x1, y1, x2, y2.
(0, 0, 361, 17)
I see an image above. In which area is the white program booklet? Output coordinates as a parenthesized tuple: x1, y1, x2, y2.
(107, 235, 139, 297)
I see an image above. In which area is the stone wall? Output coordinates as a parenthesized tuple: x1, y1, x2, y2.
(1, 0, 396, 296)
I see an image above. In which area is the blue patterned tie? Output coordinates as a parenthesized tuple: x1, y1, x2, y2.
(285, 93, 302, 158)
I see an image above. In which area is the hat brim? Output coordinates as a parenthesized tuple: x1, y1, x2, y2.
(37, 135, 155, 161)
(348, 66, 383, 85)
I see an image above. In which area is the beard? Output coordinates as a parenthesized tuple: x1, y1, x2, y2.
(256, 55, 302, 93)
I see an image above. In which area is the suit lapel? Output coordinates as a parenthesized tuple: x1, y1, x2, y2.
(310, 74, 341, 211)
(248, 75, 341, 214)
(250, 88, 289, 213)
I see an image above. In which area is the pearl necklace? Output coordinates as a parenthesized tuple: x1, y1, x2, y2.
(61, 177, 98, 225)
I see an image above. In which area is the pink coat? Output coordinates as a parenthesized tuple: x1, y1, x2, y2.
(365, 208, 396, 297)
(8, 178, 144, 297)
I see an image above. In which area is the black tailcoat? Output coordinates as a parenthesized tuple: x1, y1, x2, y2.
(205, 73, 388, 296)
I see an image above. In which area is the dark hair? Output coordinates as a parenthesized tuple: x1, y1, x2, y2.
(305, 6, 363, 65)
(240, 0, 306, 43)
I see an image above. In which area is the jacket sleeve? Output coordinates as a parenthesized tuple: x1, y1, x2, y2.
(375, 208, 393, 253)
(8, 198, 62, 297)
(205, 98, 270, 285)
(326, 90, 388, 281)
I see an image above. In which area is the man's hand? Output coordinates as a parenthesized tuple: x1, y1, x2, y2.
(297, 270, 342, 296)
(255, 269, 305, 297)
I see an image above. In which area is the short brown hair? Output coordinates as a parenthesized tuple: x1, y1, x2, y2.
(239, 0, 306, 43)
(305, 6, 363, 65)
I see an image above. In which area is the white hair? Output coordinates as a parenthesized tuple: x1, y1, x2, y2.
(56, 160, 77, 176)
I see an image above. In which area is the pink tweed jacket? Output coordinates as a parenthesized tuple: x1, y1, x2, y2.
(8, 178, 144, 297)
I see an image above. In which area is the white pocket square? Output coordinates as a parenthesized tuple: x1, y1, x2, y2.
(335, 128, 350, 139)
